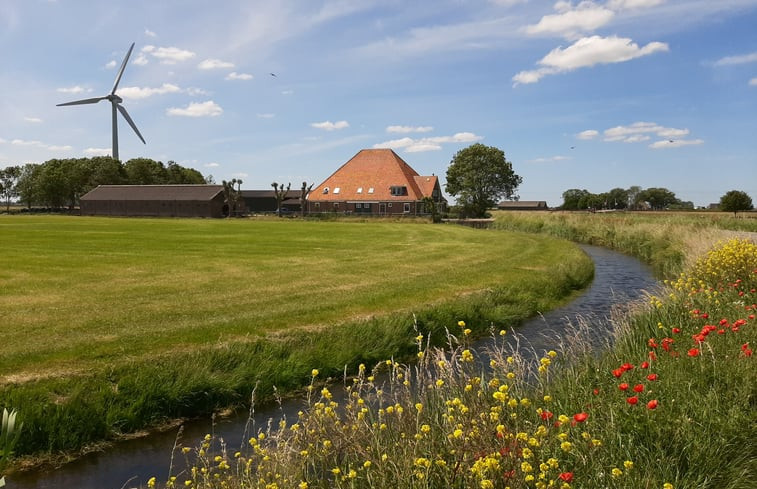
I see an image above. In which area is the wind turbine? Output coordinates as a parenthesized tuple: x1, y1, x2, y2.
(57, 42, 145, 161)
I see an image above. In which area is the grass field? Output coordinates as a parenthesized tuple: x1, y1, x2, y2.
(0, 215, 593, 458)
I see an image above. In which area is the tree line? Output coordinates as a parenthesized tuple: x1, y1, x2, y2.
(561, 186, 695, 211)
(0, 157, 209, 210)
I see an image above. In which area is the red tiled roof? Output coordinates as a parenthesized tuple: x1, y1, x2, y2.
(310, 149, 441, 202)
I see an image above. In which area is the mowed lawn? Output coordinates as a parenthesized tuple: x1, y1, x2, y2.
(0, 215, 584, 380)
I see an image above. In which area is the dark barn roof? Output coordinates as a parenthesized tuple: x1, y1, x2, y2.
(81, 185, 224, 201)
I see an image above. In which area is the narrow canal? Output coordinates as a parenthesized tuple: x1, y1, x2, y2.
(12, 245, 657, 489)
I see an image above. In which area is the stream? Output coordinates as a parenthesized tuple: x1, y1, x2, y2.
(11, 245, 656, 489)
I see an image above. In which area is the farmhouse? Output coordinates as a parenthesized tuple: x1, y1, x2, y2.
(307, 149, 447, 215)
(80, 185, 227, 218)
(497, 200, 548, 211)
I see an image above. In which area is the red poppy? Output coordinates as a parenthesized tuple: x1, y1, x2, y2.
(647, 399, 659, 410)
(503, 469, 515, 479)
(649, 351, 657, 361)
(717, 329, 725, 335)
(672, 327, 681, 334)
(612, 368, 623, 378)
(626, 396, 639, 405)
(640, 361, 650, 369)
(633, 384, 644, 393)
(540, 410, 554, 420)
(573, 412, 588, 423)
(693, 333, 706, 344)
(648, 338, 658, 348)
(621, 363, 634, 372)
(688, 348, 700, 357)
(743, 349, 753, 357)
(559, 472, 574, 482)
(719, 318, 729, 326)
(646, 373, 658, 381)
(593, 388, 600, 396)
(618, 383, 629, 391)
(701, 313, 709, 319)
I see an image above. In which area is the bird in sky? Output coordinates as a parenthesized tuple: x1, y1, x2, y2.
(270, 73, 277, 77)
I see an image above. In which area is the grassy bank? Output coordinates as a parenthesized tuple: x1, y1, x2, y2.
(143, 229, 756, 488)
(0, 216, 593, 461)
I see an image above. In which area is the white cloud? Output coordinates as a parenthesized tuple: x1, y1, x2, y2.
(198, 59, 235, 70)
(226, 72, 253, 80)
(488, 0, 527, 6)
(373, 132, 483, 152)
(11, 139, 71, 151)
(105, 60, 117, 69)
(166, 100, 223, 117)
(649, 139, 704, 149)
(57, 85, 89, 94)
(119, 83, 181, 100)
(144, 28, 157, 38)
(386, 125, 434, 133)
(83, 147, 111, 156)
(577, 129, 598, 140)
(186, 87, 210, 96)
(603, 121, 688, 142)
(530, 155, 571, 163)
(513, 35, 669, 85)
(714, 51, 757, 66)
(281, 90, 294, 95)
(526, 1, 615, 39)
(310, 120, 350, 131)
(133, 54, 149, 66)
(24, 117, 43, 123)
(750, 77, 757, 86)
(0, 138, 6, 144)
(47, 145, 73, 151)
(257, 113, 275, 118)
(142, 45, 196, 64)
(607, 0, 665, 9)
(204, 162, 220, 168)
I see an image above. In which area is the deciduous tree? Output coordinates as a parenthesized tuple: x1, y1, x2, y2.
(719, 190, 753, 216)
(445, 143, 522, 218)
(0, 166, 21, 212)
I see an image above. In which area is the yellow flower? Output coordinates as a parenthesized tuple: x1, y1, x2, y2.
(331, 468, 341, 475)
(611, 468, 623, 478)
(363, 460, 372, 469)
(415, 403, 423, 412)
(499, 329, 507, 336)
(464, 328, 472, 336)
(663, 483, 674, 489)
(458, 320, 466, 327)
(624, 460, 634, 470)
(298, 482, 308, 489)
(421, 424, 431, 433)
(147, 477, 157, 488)
(311, 369, 319, 377)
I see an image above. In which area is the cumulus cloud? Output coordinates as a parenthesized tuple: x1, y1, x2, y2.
(386, 125, 434, 133)
(529, 155, 571, 163)
(526, 1, 615, 39)
(198, 59, 235, 70)
(226, 72, 253, 80)
(649, 139, 704, 149)
(133, 54, 149, 66)
(373, 132, 483, 152)
(513, 35, 668, 85)
(24, 117, 43, 123)
(603, 121, 688, 142)
(750, 77, 757, 86)
(141, 45, 195, 64)
(714, 51, 757, 66)
(607, 0, 665, 9)
(57, 85, 89, 94)
(166, 100, 223, 117)
(83, 147, 111, 156)
(144, 28, 157, 38)
(577, 129, 598, 140)
(11, 139, 72, 151)
(105, 60, 117, 69)
(204, 162, 220, 168)
(119, 83, 181, 100)
(310, 120, 350, 131)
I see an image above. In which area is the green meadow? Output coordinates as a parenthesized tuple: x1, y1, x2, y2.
(0, 216, 593, 458)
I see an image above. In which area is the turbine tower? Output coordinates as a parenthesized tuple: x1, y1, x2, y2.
(57, 43, 145, 162)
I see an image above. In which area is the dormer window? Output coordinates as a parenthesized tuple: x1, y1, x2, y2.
(368, 187, 374, 194)
(333, 187, 340, 194)
(357, 187, 363, 193)
(323, 187, 329, 194)
(390, 186, 407, 196)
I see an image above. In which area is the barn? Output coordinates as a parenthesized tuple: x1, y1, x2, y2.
(80, 185, 227, 218)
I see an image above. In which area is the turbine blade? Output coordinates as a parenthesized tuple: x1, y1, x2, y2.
(117, 104, 146, 144)
(111, 42, 135, 95)
(57, 96, 107, 106)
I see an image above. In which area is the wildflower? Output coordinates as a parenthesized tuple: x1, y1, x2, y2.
(148, 477, 157, 488)
(627, 396, 639, 405)
(688, 348, 700, 357)
(633, 384, 644, 393)
(558, 472, 574, 482)
(458, 320, 466, 327)
(640, 361, 650, 369)
(461, 349, 474, 362)
(311, 369, 319, 377)
(363, 460, 372, 469)
(464, 328, 472, 336)
(499, 329, 507, 336)
(299, 482, 308, 489)
(560, 441, 573, 452)
(672, 327, 681, 334)
(663, 483, 674, 489)
(647, 399, 659, 410)
(619, 383, 629, 391)
(647, 373, 658, 381)
(611, 467, 623, 478)
(624, 460, 634, 470)
(331, 468, 341, 475)
(572, 412, 588, 423)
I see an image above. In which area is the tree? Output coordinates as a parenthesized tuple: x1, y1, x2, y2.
(637, 187, 680, 210)
(222, 179, 243, 217)
(16, 164, 42, 209)
(719, 190, 753, 216)
(606, 188, 629, 210)
(300, 181, 313, 218)
(272, 182, 291, 217)
(0, 166, 21, 212)
(124, 158, 168, 185)
(445, 143, 522, 218)
(561, 189, 591, 210)
(627, 185, 643, 210)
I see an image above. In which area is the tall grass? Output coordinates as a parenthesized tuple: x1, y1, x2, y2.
(0, 216, 593, 461)
(141, 218, 756, 489)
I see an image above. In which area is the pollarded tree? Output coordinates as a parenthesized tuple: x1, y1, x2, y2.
(719, 190, 753, 216)
(272, 182, 291, 217)
(300, 181, 313, 218)
(445, 143, 522, 218)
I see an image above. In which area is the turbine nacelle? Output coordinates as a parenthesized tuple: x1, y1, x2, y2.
(57, 42, 145, 161)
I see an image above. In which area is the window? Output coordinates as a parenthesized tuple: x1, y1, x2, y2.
(315, 202, 320, 209)
(333, 187, 340, 194)
(355, 203, 362, 209)
(323, 187, 329, 194)
(388, 203, 392, 208)
(404, 203, 410, 213)
(368, 187, 374, 194)
(390, 186, 407, 196)
(357, 187, 363, 193)
(333, 202, 339, 209)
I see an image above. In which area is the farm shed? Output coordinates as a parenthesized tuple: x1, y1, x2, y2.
(307, 148, 447, 216)
(80, 185, 227, 218)
(240, 190, 303, 214)
(497, 201, 548, 211)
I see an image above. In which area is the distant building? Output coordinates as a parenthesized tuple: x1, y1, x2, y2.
(80, 185, 226, 218)
(240, 190, 303, 214)
(307, 149, 447, 215)
(497, 200, 548, 211)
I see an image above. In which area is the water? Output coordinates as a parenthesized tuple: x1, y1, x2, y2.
(11, 245, 656, 489)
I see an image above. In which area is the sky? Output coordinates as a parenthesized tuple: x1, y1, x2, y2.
(1, 0, 756, 208)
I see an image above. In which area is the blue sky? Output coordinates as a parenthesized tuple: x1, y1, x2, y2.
(1, 0, 756, 207)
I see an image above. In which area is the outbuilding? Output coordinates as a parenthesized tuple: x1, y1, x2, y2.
(80, 185, 227, 218)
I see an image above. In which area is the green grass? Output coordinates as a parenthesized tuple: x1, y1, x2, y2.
(0, 215, 593, 458)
